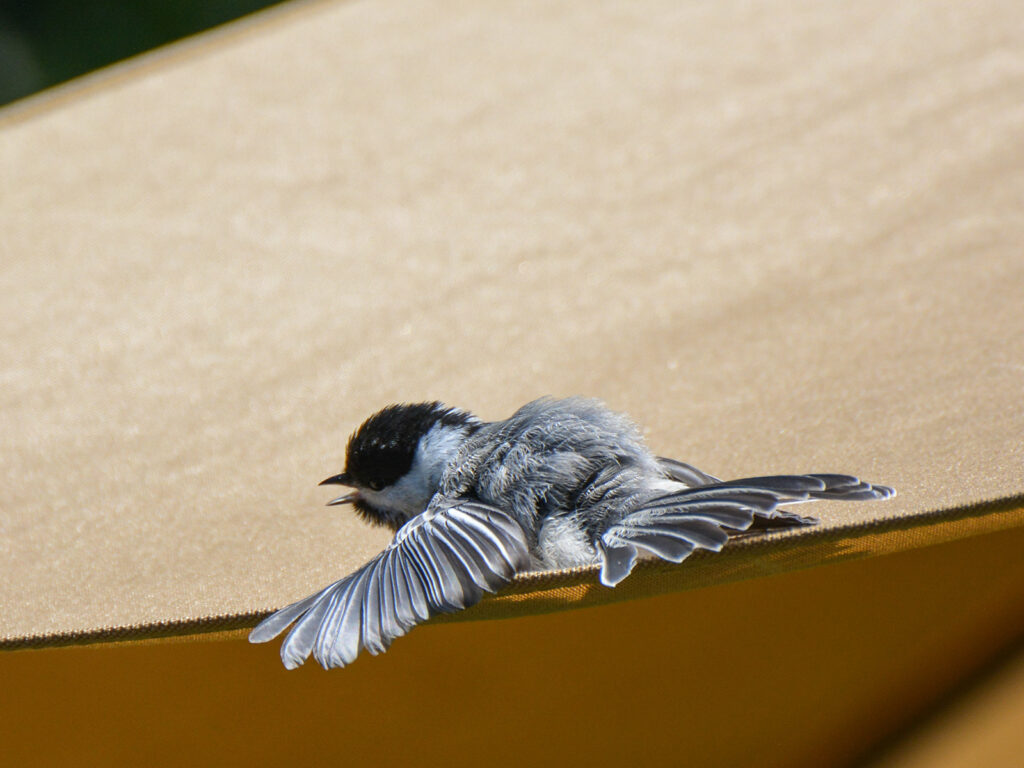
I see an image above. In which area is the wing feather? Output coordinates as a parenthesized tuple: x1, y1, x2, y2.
(598, 471, 894, 586)
(656, 457, 722, 486)
(247, 589, 324, 645)
(429, 522, 493, 592)
(279, 585, 339, 669)
(250, 500, 530, 669)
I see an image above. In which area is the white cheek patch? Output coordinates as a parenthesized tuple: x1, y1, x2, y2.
(364, 470, 432, 518)
(363, 423, 469, 520)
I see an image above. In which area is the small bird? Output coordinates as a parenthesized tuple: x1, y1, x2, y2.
(250, 397, 894, 669)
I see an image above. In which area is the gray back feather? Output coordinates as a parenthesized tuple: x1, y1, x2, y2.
(440, 397, 660, 535)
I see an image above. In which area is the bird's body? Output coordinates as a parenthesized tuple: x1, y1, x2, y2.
(251, 397, 894, 669)
(443, 397, 661, 570)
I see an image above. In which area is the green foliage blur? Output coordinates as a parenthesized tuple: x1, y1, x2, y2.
(0, 0, 284, 106)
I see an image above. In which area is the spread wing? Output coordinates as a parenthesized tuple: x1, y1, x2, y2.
(599, 472, 895, 587)
(249, 500, 530, 669)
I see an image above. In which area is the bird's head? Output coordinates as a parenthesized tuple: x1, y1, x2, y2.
(320, 402, 479, 530)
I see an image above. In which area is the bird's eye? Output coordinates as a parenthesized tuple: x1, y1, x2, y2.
(367, 480, 385, 491)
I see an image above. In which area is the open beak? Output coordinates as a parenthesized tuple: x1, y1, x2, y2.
(325, 492, 359, 506)
(319, 472, 359, 506)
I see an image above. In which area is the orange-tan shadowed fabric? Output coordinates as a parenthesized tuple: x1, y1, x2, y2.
(2, 0, 1024, 765)
(871, 644, 1024, 768)
(4, 527, 1024, 768)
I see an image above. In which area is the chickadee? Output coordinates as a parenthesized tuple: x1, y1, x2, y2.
(250, 397, 894, 669)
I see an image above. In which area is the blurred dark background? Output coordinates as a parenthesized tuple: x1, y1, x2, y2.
(0, 0, 285, 107)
